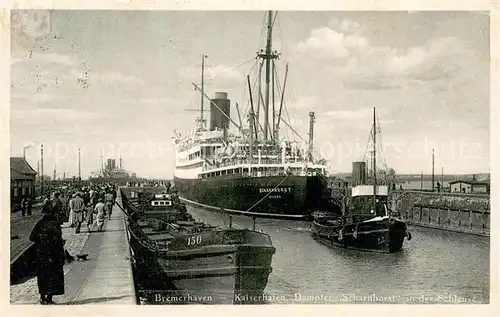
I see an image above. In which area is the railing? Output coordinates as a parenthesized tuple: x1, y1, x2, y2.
(201, 157, 323, 171)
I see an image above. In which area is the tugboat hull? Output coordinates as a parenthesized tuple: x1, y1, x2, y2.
(311, 217, 408, 253)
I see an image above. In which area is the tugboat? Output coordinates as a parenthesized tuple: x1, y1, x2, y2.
(311, 107, 411, 253)
(121, 189, 276, 304)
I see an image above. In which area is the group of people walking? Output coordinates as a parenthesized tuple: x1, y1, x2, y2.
(29, 182, 118, 305)
(66, 185, 116, 233)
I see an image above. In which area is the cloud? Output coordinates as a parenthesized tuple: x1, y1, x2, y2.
(295, 19, 468, 90)
(178, 64, 243, 82)
(12, 50, 141, 94)
(95, 71, 143, 86)
(324, 108, 373, 120)
(11, 108, 99, 127)
(285, 96, 318, 110)
(12, 92, 62, 104)
(119, 96, 184, 112)
(295, 26, 368, 60)
(11, 51, 75, 66)
(11, 50, 85, 94)
(134, 97, 180, 105)
(340, 76, 405, 90)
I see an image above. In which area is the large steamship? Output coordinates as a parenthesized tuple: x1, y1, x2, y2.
(173, 11, 331, 219)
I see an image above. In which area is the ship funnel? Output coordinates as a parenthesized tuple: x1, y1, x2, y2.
(210, 92, 231, 135)
(352, 161, 367, 185)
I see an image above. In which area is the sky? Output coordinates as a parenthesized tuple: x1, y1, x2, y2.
(10, 10, 491, 179)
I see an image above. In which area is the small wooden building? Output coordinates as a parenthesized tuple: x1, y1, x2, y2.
(449, 180, 472, 193)
(450, 179, 490, 194)
(10, 157, 37, 202)
(471, 181, 490, 194)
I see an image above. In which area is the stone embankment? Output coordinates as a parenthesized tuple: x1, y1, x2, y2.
(390, 190, 490, 236)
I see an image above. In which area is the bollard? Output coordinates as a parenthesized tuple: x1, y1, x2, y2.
(481, 210, 485, 232)
(447, 208, 450, 227)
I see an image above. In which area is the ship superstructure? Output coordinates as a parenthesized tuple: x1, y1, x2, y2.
(173, 11, 330, 219)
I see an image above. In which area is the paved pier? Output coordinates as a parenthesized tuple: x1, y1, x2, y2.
(10, 191, 136, 305)
(10, 204, 44, 265)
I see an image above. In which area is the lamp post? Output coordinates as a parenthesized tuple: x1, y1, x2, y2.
(40, 144, 44, 196)
(22, 145, 34, 198)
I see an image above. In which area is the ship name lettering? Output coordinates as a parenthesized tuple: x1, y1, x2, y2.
(259, 187, 292, 193)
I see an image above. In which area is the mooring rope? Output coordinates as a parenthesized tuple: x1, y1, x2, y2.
(245, 175, 289, 213)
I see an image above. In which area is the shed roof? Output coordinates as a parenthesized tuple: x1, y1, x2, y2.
(449, 179, 490, 186)
(10, 157, 37, 179)
(449, 180, 471, 185)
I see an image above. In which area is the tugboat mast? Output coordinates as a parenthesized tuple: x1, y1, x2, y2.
(372, 107, 377, 213)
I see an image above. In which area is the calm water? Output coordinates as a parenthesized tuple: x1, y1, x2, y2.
(188, 206, 490, 304)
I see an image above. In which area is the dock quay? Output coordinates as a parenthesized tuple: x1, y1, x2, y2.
(390, 190, 490, 236)
(11, 205, 43, 268)
(10, 190, 136, 305)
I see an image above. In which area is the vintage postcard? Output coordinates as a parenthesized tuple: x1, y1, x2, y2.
(2, 0, 498, 316)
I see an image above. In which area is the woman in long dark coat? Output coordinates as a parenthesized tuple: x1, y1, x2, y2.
(29, 203, 65, 305)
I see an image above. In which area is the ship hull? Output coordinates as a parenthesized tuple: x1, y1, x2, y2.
(311, 217, 408, 253)
(160, 244, 274, 304)
(173, 174, 328, 219)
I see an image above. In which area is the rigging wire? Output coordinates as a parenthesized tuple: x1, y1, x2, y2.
(195, 57, 255, 85)
(277, 59, 300, 143)
(245, 174, 289, 212)
(376, 112, 389, 171)
(273, 63, 291, 141)
(272, 11, 279, 29)
(361, 126, 373, 163)
(240, 59, 259, 126)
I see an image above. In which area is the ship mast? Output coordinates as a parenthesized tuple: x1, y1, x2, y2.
(264, 12, 272, 141)
(308, 111, 315, 162)
(372, 107, 377, 213)
(258, 11, 279, 142)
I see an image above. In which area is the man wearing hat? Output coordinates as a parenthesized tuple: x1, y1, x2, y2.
(68, 193, 77, 227)
(51, 192, 64, 221)
(72, 193, 85, 234)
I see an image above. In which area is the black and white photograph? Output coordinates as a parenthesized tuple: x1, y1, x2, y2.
(4, 1, 497, 313)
